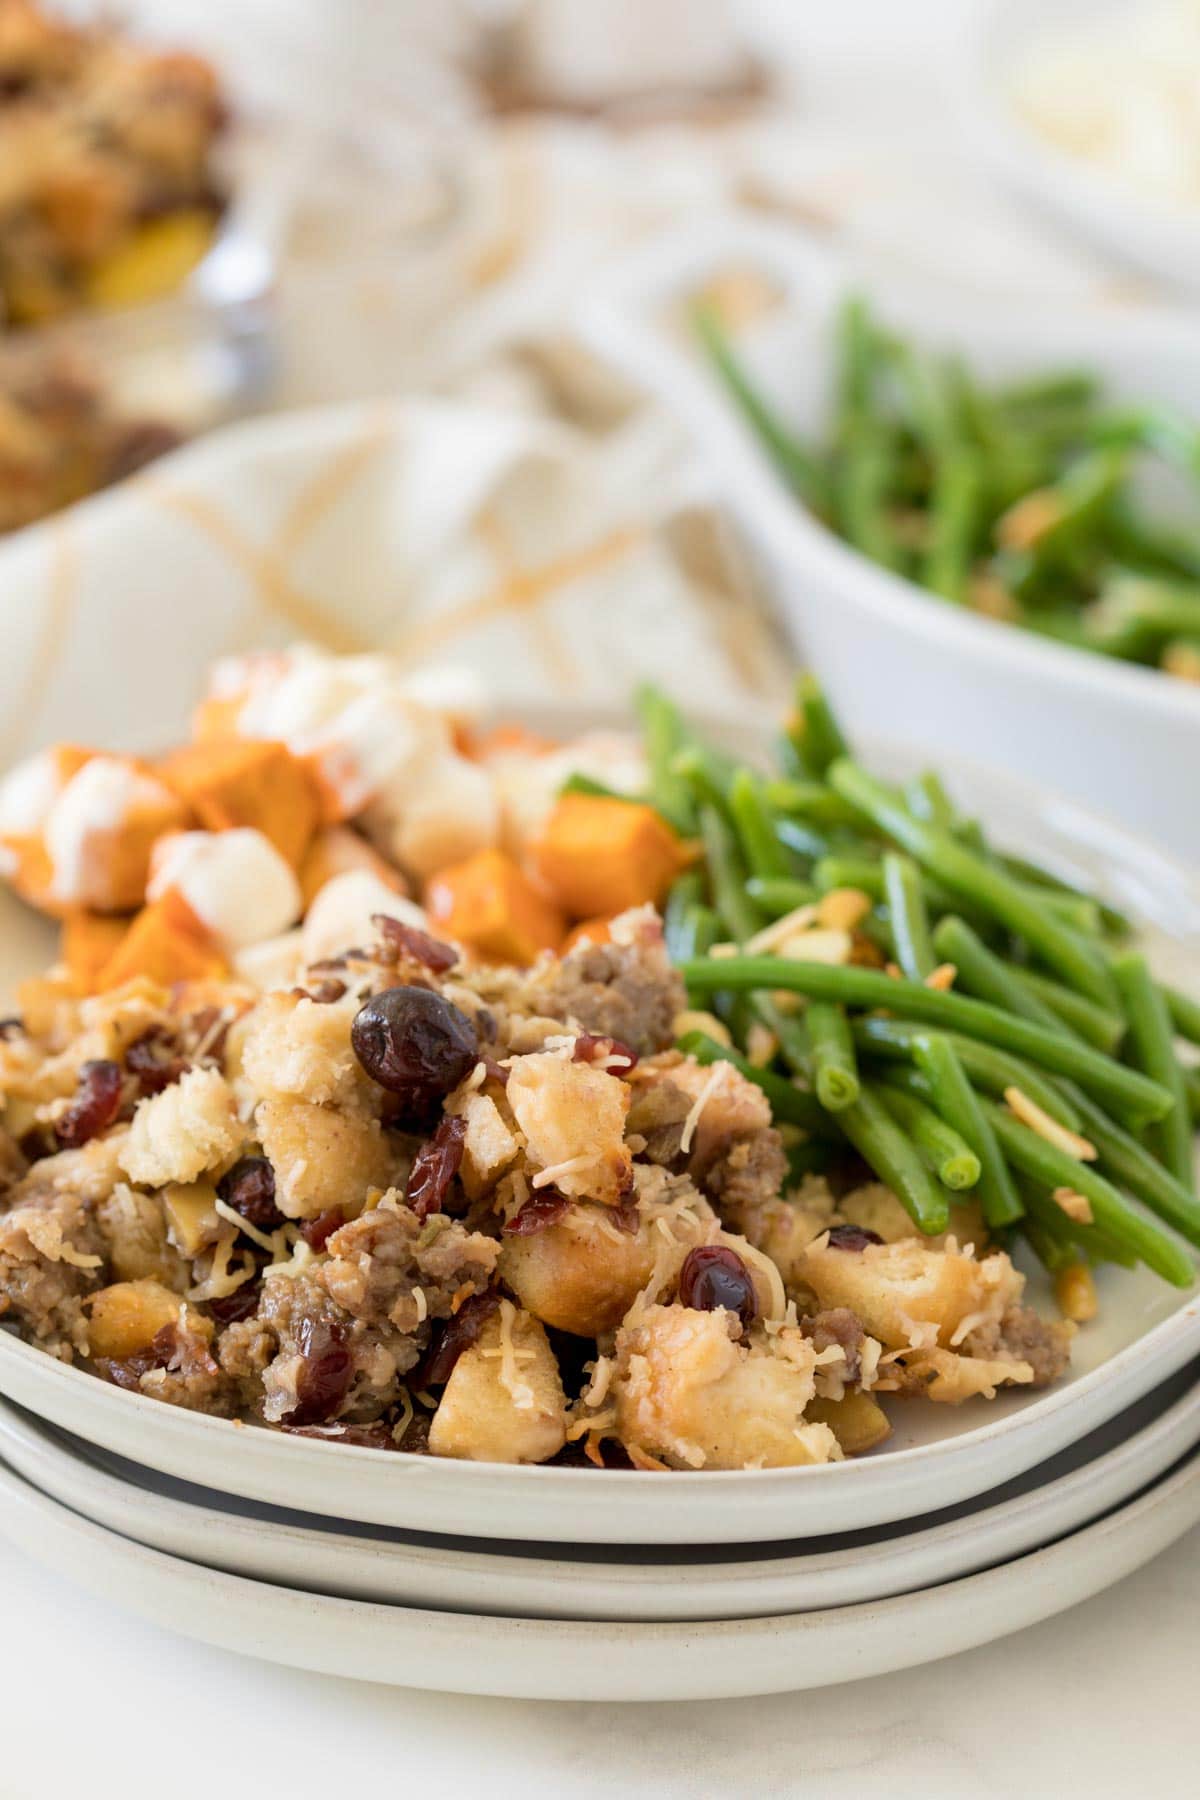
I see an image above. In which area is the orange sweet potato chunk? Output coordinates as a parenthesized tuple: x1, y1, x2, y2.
(426, 849, 564, 965)
(535, 795, 691, 919)
(561, 916, 614, 953)
(62, 911, 130, 995)
(98, 890, 226, 990)
(298, 826, 407, 911)
(159, 739, 319, 868)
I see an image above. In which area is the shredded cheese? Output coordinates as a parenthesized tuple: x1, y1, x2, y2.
(214, 1196, 281, 1255)
(679, 1061, 726, 1155)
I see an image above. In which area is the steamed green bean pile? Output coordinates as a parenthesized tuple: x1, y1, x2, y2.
(698, 298, 1200, 679)
(636, 678, 1200, 1295)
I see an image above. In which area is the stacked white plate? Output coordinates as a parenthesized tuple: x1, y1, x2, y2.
(0, 1357, 1198, 1701)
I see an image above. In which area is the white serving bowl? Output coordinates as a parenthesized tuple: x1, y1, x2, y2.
(0, 720, 1197, 1543)
(581, 213, 1200, 863)
(3, 1364, 1196, 1623)
(957, 0, 1200, 295)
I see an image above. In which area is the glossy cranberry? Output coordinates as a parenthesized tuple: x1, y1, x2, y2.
(678, 1245, 758, 1328)
(408, 1289, 499, 1391)
(217, 1156, 284, 1232)
(290, 1318, 354, 1426)
(350, 986, 476, 1118)
(406, 1114, 466, 1221)
(825, 1223, 884, 1252)
(56, 1060, 123, 1148)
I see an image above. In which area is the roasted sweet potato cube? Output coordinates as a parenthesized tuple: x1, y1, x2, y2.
(426, 848, 564, 964)
(159, 738, 319, 869)
(535, 795, 691, 918)
(561, 915, 614, 953)
(61, 911, 131, 995)
(98, 890, 226, 991)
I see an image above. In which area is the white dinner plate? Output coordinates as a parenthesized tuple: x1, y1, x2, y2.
(0, 722, 1197, 1543)
(0, 1450, 1196, 1700)
(2, 1365, 1197, 1623)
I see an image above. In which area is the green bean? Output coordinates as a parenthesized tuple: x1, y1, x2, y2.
(1164, 983, 1200, 1046)
(906, 770, 956, 829)
(728, 770, 791, 882)
(663, 871, 705, 963)
(675, 1030, 831, 1136)
(1012, 968, 1124, 1052)
(760, 780, 866, 828)
(673, 746, 733, 819)
(831, 760, 1118, 1006)
(835, 1085, 950, 1234)
(997, 853, 1131, 937)
(753, 996, 812, 1081)
(674, 903, 721, 969)
(694, 305, 832, 512)
(853, 1015, 1083, 1130)
(923, 454, 983, 602)
(883, 852, 936, 981)
(1085, 574, 1200, 660)
(1112, 952, 1195, 1198)
(795, 674, 851, 777)
(1019, 1182, 1137, 1270)
(875, 1076, 981, 1190)
(910, 1034, 1024, 1228)
(998, 448, 1127, 562)
(1054, 1082, 1200, 1245)
(815, 855, 887, 899)
(806, 1000, 860, 1111)
(633, 684, 697, 835)
(996, 370, 1100, 415)
(559, 771, 633, 803)
(774, 818, 836, 861)
(745, 876, 819, 916)
(697, 804, 757, 945)
(677, 956, 1173, 1124)
(786, 1138, 838, 1184)
(932, 914, 1070, 1035)
(1022, 1210, 1077, 1276)
(983, 1102, 1195, 1286)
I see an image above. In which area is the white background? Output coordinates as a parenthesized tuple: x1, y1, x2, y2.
(2, 5, 1197, 1796)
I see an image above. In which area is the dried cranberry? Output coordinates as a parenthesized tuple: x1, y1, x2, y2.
(610, 1186, 640, 1235)
(217, 1156, 284, 1232)
(56, 1060, 123, 1148)
(125, 1027, 189, 1096)
(372, 915, 459, 974)
(0, 1017, 24, 1040)
(206, 1284, 261, 1326)
(678, 1245, 758, 1328)
(350, 986, 476, 1120)
(408, 1289, 499, 1390)
(825, 1223, 884, 1252)
(406, 1115, 467, 1221)
(300, 1207, 345, 1252)
(572, 1032, 638, 1071)
(290, 1318, 354, 1425)
(504, 1192, 571, 1235)
(186, 1005, 233, 1064)
(99, 1323, 179, 1390)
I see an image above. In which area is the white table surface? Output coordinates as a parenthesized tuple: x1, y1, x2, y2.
(4, 4, 1197, 1794)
